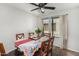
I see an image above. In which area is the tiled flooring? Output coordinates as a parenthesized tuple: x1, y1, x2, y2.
(6, 46, 79, 56)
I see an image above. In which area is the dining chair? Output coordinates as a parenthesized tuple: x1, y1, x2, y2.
(28, 32, 34, 39)
(34, 37, 54, 56)
(16, 33, 25, 55)
(16, 33, 25, 40)
(38, 41, 48, 56)
(33, 41, 48, 56)
(0, 42, 6, 56)
(47, 37, 54, 56)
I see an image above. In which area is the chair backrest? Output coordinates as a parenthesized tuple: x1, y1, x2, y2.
(40, 41, 46, 51)
(28, 32, 35, 39)
(47, 37, 54, 50)
(40, 37, 54, 56)
(28, 32, 34, 36)
(40, 41, 48, 56)
(0, 42, 5, 55)
(16, 33, 24, 40)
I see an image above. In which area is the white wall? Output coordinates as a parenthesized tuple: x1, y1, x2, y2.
(42, 8, 79, 52)
(0, 4, 41, 53)
(67, 8, 79, 52)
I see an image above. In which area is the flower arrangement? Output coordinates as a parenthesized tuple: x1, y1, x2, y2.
(35, 27, 42, 37)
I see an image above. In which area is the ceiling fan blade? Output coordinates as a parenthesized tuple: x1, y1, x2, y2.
(44, 6, 55, 10)
(30, 3, 38, 6)
(31, 8, 39, 11)
(39, 3, 47, 7)
(43, 3, 47, 6)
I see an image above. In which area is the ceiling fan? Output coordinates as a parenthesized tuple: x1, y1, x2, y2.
(30, 3, 56, 13)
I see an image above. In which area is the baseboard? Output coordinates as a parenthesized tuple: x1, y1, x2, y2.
(66, 48, 79, 53)
(53, 45, 63, 49)
(54, 45, 79, 53)
(62, 46, 79, 53)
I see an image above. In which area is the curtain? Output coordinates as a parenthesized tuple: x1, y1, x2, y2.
(61, 14, 68, 49)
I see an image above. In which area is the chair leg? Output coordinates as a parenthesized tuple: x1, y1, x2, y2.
(51, 49, 53, 56)
(46, 51, 49, 56)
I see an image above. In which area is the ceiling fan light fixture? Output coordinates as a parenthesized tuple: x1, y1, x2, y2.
(40, 8, 45, 13)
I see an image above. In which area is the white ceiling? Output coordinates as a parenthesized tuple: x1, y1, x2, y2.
(7, 3, 79, 16)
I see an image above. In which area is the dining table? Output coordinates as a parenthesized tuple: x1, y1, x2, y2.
(15, 36, 49, 56)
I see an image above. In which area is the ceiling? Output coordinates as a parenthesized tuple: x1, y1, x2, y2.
(7, 3, 79, 16)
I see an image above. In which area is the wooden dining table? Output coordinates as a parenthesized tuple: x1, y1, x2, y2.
(15, 36, 49, 56)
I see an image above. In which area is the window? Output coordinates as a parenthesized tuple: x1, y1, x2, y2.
(53, 23, 56, 31)
(43, 23, 49, 31)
